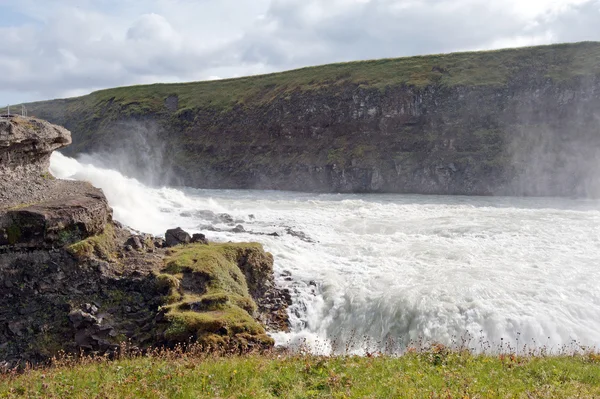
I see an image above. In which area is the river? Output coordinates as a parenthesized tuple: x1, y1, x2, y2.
(50, 152, 600, 354)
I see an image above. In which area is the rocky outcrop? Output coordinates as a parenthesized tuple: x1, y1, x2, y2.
(0, 183, 111, 249)
(26, 42, 600, 197)
(0, 116, 111, 249)
(0, 119, 289, 367)
(0, 116, 71, 181)
(0, 228, 289, 366)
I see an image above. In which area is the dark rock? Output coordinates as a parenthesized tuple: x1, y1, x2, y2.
(83, 303, 98, 314)
(0, 112, 288, 364)
(125, 235, 143, 250)
(218, 213, 235, 224)
(8, 321, 23, 337)
(191, 233, 208, 245)
(164, 95, 179, 112)
(231, 224, 245, 233)
(74, 329, 94, 349)
(68, 310, 98, 329)
(165, 227, 191, 247)
(193, 210, 236, 225)
(198, 224, 220, 232)
(153, 238, 166, 248)
(285, 228, 314, 243)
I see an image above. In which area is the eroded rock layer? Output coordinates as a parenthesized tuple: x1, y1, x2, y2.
(0, 116, 71, 181)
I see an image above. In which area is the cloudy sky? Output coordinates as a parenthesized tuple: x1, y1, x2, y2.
(0, 0, 599, 105)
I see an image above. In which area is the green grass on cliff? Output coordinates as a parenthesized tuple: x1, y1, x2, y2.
(67, 223, 117, 261)
(1, 350, 600, 398)
(159, 243, 272, 348)
(23, 41, 600, 119)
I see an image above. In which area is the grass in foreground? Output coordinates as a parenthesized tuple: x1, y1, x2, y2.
(1, 347, 600, 398)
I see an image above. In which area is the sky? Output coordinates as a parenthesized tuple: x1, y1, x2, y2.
(0, 0, 599, 105)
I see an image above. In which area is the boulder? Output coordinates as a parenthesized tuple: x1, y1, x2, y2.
(153, 237, 167, 248)
(125, 235, 144, 251)
(165, 227, 191, 247)
(191, 233, 208, 245)
(231, 224, 245, 233)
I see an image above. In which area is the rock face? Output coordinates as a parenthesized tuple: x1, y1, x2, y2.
(0, 116, 71, 181)
(0, 119, 289, 367)
(0, 230, 288, 366)
(0, 183, 111, 248)
(26, 42, 600, 197)
(0, 116, 111, 249)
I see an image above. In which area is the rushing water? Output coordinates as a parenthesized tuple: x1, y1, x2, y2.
(50, 152, 600, 353)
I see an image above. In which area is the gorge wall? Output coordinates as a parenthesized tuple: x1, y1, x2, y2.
(25, 42, 600, 197)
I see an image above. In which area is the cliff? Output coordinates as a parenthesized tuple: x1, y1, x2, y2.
(0, 117, 289, 367)
(24, 41, 600, 197)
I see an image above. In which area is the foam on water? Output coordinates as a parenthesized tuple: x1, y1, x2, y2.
(50, 152, 600, 353)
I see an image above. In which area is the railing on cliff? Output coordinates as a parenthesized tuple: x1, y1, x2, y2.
(0, 105, 27, 118)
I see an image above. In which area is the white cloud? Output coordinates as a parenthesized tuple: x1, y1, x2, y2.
(0, 0, 598, 104)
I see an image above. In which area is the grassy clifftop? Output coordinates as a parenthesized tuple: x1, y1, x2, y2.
(24, 41, 600, 117)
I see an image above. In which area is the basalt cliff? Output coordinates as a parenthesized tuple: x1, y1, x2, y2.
(0, 116, 289, 368)
(22, 41, 600, 197)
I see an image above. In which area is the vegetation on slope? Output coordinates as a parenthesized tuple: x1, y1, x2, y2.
(1, 349, 600, 398)
(23, 41, 600, 118)
(158, 243, 274, 349)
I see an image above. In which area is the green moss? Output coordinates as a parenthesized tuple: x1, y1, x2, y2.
(67, 224, 116, 261)
(164, 306, 264, 341)
(7, 223, 21, 245)
(40, 172, 55, 180)
(100, 289, 138, 310)
(155, 273, 183, 304)
(327, 148, 347, 167)
(30, 331, 64, 358)
(57, 228, 83, 246)
(160, 243, 267, 346)
(155, 273, 180, 292)
(164, 242, 263, 296)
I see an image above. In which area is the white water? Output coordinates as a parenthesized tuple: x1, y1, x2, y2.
(50, 152, 600, 354)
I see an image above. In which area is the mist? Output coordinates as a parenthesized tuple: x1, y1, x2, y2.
(74, 120, 180, 188)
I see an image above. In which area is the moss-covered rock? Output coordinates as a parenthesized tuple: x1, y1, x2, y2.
(157, 243, 277, 350)
(67, 223, 117, 261)
(0, 230, 287, 367)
